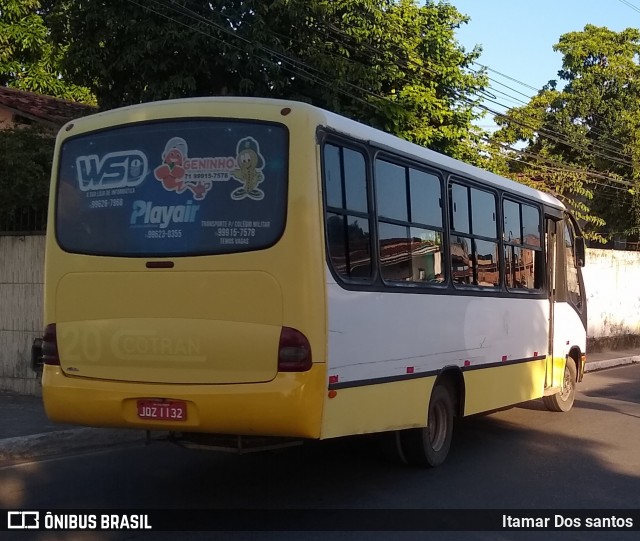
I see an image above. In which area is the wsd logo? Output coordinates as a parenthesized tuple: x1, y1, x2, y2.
(76, 150, 148, 191)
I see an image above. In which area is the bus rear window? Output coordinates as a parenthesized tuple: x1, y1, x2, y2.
(56, 119, 288, 256)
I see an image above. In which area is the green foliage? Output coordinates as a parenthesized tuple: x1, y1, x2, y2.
(492, 25, 640, 242)
(48, 0, 488, 160)
(0, 0, 94, 228)
(0, 125, 55, 219)
(0, 0, 94, 103)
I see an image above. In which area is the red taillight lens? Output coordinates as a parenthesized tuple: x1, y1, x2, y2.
(278, 327, 312, 372)
(42, 323, 60, 366)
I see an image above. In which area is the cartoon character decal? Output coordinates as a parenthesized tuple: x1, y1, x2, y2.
(154, 136, 267, 202)
(154, 137, 212, 200)
(230, 137, 265, 201)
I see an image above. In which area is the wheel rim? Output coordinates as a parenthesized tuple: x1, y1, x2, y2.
(559, 364, 572, 401)
(429, 400, 448, 451)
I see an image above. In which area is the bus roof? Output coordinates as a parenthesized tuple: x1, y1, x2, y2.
(315, 107, 565, 211)
(65, 96, 565, 211)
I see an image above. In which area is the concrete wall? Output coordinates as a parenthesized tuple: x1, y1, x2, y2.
(0, 235, 45, 395)
(1, 238, 639, 395)
(583, 248, 640, 340)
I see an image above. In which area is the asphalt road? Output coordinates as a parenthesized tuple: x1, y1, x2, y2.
(1, 364, 639, 541)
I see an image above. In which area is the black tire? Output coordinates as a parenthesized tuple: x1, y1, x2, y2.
(543, 357, 577, 412)
(399, 384, 454, 467)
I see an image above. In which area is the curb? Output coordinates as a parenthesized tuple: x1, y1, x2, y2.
(0, 427, 145, 465)
(584, 356, 640, 373)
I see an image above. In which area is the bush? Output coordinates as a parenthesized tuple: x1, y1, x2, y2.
(0, 125, 55, 231)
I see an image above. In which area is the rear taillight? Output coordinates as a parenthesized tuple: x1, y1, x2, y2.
(42, 323, 60, 366)
(278, 327, 312, 372)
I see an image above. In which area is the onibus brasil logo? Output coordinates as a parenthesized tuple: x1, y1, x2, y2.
(153, 136, 266, 201)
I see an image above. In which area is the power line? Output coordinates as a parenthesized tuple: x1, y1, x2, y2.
(617, 0, 640, 15)
(484, 137, 633, 190)
(471, 56, 634, 153)
(182, 0, 633, 165)
(316, 4, 635, 164)
(124, 0, 637, 186)
(129, 0, 385, 111)
(126, 0, 636, 229)
(472, 61, 541, 93)
(462, 94, 634, 168)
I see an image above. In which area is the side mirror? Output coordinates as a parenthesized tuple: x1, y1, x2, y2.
(574, 237, 586, 267)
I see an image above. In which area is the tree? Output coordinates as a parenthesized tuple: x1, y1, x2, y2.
(48, 0, 488, 161)
(0, 0, 94, 103)
(491, 25, 640, 241)
(0, 124, 55, 230)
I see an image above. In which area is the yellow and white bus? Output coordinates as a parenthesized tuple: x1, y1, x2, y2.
(39, 97, 587, 466)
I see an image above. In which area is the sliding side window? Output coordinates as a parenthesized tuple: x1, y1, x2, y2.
(564, 220, 583, 307)
(450, 182, 500, 288)
(323, 144, 372, 281)
(375, 159, 444, 284)
(503, 200, 543, 291)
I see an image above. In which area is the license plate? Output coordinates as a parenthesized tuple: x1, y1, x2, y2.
(137, 400, 187, 421)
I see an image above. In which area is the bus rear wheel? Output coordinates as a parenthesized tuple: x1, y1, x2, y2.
(399, 384, 454, 467)
(543, 357, 577, 412)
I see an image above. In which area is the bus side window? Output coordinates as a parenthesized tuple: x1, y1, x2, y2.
(564, 222, 582, 307)
(376, 160, 444, 284)
(450, 183, 499, 288)
(504, 200, 543, 291)
(323, 144, 372, 281)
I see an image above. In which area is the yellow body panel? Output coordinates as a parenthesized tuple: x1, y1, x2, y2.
(55, 270, 283, 383)
(463, 359, 547, 415)
(56, 270, 283, 323)
(43, 363, 326, 438)
(321, 378, 435, 439)
(56, 318, 281, 383)
(549, 355, 569, 388)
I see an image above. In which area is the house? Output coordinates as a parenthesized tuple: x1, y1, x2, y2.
(0, 87, 96, 234)
(0, 86, 96, 129)
(0, 89, 96, 394)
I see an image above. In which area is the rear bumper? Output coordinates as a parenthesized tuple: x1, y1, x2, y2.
(42, 364, 326, 439)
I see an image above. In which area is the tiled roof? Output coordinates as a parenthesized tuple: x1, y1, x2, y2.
(0, 86, 96, 126)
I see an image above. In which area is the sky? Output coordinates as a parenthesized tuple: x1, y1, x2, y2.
(450, 0, 640, 128)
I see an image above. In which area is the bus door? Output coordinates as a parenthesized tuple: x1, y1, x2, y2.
(545, 217, 557, 389)
(546, 214, 587, 389)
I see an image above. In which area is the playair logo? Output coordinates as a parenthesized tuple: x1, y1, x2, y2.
(130, 200, 200, 229)
(76, 150, 148, 191)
